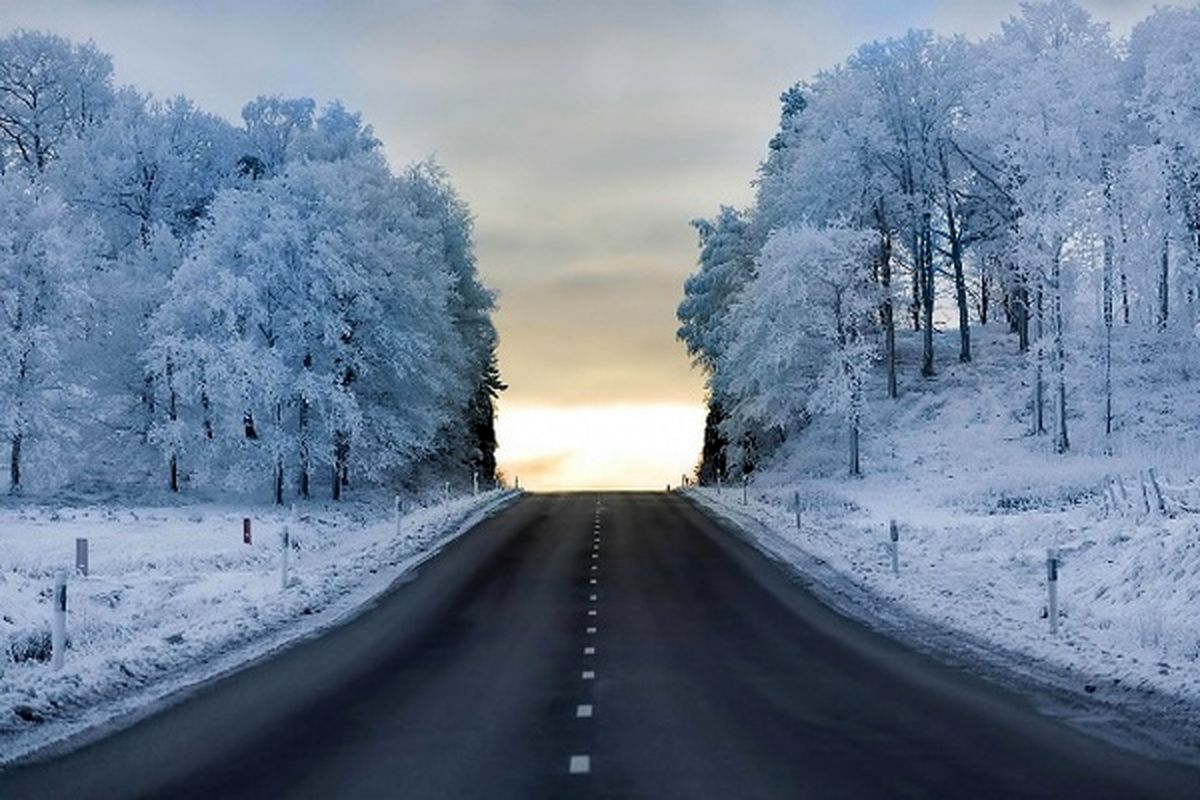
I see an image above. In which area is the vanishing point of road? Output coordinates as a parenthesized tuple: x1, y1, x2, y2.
(1, 492, 1197, 799)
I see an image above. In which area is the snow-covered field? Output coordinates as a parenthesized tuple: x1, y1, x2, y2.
(0, 489, 517, 765)
(688, 327, 1200, 760)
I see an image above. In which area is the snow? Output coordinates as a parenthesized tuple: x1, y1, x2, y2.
(687, 326, 1200, 761)
(0, 489, 518, 765)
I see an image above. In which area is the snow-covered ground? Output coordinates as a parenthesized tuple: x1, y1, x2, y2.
(0, 489, 517, 765)
(688, 326, 1200, 761)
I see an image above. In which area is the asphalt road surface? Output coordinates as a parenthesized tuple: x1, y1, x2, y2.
(2, 492, 1197, 799)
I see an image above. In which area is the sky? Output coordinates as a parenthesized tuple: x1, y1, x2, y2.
(0, 0, 1163, 489)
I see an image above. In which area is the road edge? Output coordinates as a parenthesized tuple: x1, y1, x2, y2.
(0, 490, 525, 770)
(681, 488, 1200, 768)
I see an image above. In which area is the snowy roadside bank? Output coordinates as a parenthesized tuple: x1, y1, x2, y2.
(0, 489, 521, 766)
(686, 485, 1200, 765)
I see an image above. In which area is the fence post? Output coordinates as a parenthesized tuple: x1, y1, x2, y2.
(716, 474, 722, 492)
(443, 481, 451, 504)
(1046, 547, 1059, 636)
(1147, 468, 1166, 515)
(473, 470, 479, 496)
(75, 538, 89, 577)
(280, 525, 291, 591)
(243, 517, 252, 545)
(52, 570, 67, 670)
(889, 520, 899, 576)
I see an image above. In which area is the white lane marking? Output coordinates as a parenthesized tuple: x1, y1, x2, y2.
(582, 670, 595, 680)
(591, 565, 597, 571)
(588, 609, 597, 616)
(592, 553, 598, 559)
(590, 578, 597, 585)
(569, 755, 591, 775)
(584, 646, 595, 655)
(586, 626, 597, 634)
(576, 704, 593, 718)
(590, 594, 598, 601)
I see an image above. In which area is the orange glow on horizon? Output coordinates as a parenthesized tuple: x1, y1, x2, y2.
(495, 403, 706, 491)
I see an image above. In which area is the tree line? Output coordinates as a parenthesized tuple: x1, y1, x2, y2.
(678, 0, 1200, 479)
(0, 30, 503, 501)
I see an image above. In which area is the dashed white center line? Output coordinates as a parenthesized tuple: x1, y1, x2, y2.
(586, 626, 597, 634)
(569, 755, 591, 775)
(584, 646, 595, 655)
(588, 609, 597, 616)
(590, 594, 597, 601)
(582, 670, 595, 680)
(590, 578, 597, 585)
(576, 704, 593, 718)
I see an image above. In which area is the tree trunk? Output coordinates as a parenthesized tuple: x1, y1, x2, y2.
(920, 217, 935, 377)
(1159, 234, 1170, 330)
(273, 402, 284, 505)
(298, 352, 312, 499)
(979, 269, 990, 326)
(1103, 232, 1115, 443)
(941, 150, 970, 363)
(1052, 246, 1069, 453)
(9, 433, 20, 494)
(1120, 272, 1130, 325)
(1034, 287, 1045, 436)
(1015, 281, 1030, 353)
(200, 390, 214, 440)
(910, 233, 922, 331)
(878, 224, 897, 400)
(332, 431, 349, 501)
(848, 418, 860, 477)
(167, 361, 179, 493)
(951, 233, 970, 363)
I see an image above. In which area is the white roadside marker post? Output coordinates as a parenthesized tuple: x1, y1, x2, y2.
(51, 570, 67, 670)
(742, 475, 748, 506)
(716, 474, 722, 492)
(443, 481, 450, 504)
(889, 520, 899, 576)
(473, 470, 479, 496)
(280, 524, 291, 591)
(1046, 548, 1059, 636)
(515, 475, 520, 491)
(394, 494, 402, 536)
(75, 538, 89, 577)
(794, 491, 802, 532)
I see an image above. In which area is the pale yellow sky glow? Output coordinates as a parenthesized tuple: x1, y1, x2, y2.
(496, 404, 707, 490)
(1, 1, 1160, 490)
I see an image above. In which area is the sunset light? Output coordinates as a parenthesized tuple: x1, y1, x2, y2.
(495, 402, 706, 490)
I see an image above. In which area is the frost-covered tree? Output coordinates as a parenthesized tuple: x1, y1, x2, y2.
(400, 160, 504, 489)
(0, 30, 113, 176)
(0, 181, 99, 491)
(0, 35, 501, 502)
(967, 0, 1120, 452)
(148, 132, 473, 501)
(724, 225, 878, 476)
(683, 0, 1200, 479)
